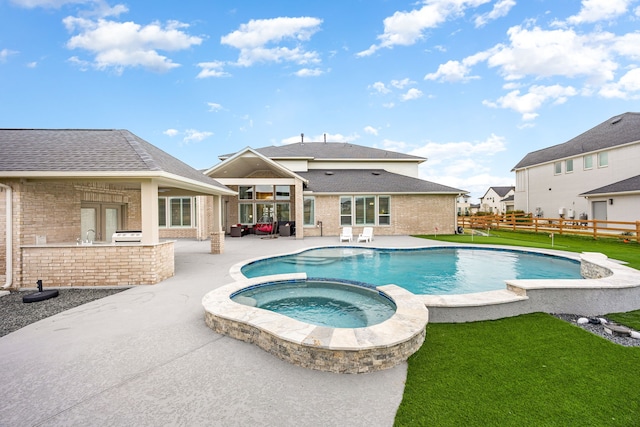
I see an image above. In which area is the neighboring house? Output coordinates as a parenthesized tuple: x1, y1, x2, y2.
(205, 140, 466, 238)
(0, 129, 235, 290)
(456, 194, 471, 216)
(512, 112, 640, 223)
(479, 186, 515, 214)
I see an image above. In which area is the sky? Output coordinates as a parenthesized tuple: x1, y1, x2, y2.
(2, 0, 640, 202)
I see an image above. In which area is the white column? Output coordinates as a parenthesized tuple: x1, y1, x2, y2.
(140, 180, 159, 244)
(294, 179, 304, 239)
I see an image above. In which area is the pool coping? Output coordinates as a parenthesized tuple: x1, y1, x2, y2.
(202, 273, 429, 373)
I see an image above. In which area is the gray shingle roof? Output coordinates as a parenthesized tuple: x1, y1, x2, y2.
(579, 174, 640, 196)
(0, 129, 230, 191)
(512, 112, 640, 170)
(299, 169, 465, 194)
(490, 186, 514, 197)
(220, 142, 425, 162)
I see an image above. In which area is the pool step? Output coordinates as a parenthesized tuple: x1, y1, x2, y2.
(280, 256, 337, 265)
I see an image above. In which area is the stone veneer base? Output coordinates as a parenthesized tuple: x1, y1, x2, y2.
(202, 274, 429, 374)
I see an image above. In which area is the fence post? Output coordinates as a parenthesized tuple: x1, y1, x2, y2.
(636, 221, 640, 243)
(593, 220, 598, 240)
(558, 218, 564, 235)
(534, 216, 538, 233)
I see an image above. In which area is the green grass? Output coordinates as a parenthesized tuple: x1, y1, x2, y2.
(395, 313, 640, 426)
(415, 229, 640, 270)
(394, 230, 640, 426)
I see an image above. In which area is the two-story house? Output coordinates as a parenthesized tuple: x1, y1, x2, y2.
(512, 112, 640, 223)
(205, 139, 466, 238)
(479, 186, 515, 214)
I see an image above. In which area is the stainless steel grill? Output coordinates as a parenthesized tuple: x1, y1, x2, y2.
(112, 230, 142, 243)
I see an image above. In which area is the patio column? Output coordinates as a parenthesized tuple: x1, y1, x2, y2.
(295, 179, 303, 239)
(140, 180, 159, 244)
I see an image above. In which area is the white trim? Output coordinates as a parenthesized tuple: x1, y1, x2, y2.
(1, 183, 12, 289)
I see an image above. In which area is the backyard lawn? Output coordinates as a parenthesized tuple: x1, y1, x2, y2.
(395, 231, 640, 426)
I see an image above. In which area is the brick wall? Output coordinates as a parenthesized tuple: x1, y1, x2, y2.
(20, 241, 174, 287)
(306, 194, 457, 237)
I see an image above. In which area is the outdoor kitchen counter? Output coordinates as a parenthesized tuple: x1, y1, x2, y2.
(17, 241, 175, 288)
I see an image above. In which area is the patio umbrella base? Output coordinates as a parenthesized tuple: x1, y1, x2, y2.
(23, 289, 59, 303)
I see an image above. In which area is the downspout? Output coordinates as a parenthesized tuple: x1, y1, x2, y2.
(1, 183, 12, 289)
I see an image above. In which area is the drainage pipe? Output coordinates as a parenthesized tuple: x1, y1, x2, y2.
(1, 183, 12, 289)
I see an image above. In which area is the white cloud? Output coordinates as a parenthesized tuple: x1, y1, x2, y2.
(369, 81, 391, 94)
(401, 88, 423, 101)
(410, 134, 510, 198)
(566, 0, 631, 25)
(196, 61, 230, 78)
(383, 102, 395, 108)
(409, 133, 507, 164)
(390, 78, 414, 89)
(487, 25, 617, 84)
(207, 102, 223, 112)
(611, 32, 640, 60)
(12, 0, 128, 18)
(10, 0, 89, 7)
(221, 17, 322, 67)
(474, 0, 516, 28)
(183, 129, 213, 143)
(363, 126, 378, 136)
(163, 129, 179, 137)
(0, 48, 18, 62)
(27, 61, 37, 68)
(64, 17, 202, 73)
(599, 68, 640, 99)
(425, 50, 491, 82)
(295, 67, 324, 77)
(483, 84, 578, 120)
(379, 139, 410, 153)
(357, 0, 491, 56)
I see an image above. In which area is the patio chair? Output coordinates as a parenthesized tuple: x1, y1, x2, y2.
(339, 227, 353, 242)
(357, 227, 374, 243)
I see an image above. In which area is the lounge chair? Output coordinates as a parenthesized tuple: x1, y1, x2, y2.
(358, 227, 374, 243)
(339, 227, 353, 242)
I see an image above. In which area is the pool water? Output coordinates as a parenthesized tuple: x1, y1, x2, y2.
(231, 280, 397, 328)
(241, 247, 582, 295)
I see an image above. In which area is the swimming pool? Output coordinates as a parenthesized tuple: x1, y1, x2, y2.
(240, 247, 582, 295)
(231, 279, 397, 328)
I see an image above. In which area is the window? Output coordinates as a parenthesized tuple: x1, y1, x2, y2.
(355, 196, 376, 225)
(303, 196, 315, 226)
(340, 195, 390, 226)
(276, 203, 290, 221)
(275, 185, 290, 200)
(584, 155, 593, 170)
(158, 199, 166, 227)
(159, 197, 196, 227)
(598, 151, 608, 168)
(171, 198, 192, 227)
(340, 196, 352, 226)
(239, 203, 253, 224)
(378, 196, 390, 225)
(255, 185, 273, 200)
(565, 159, 573, 173)
(554, 162, 562, 174)
(239, 186, 253, 200)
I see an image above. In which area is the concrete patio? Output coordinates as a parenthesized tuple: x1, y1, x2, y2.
(0, 235, 430, 427)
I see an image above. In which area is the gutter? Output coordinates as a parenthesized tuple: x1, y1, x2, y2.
(0, 183, 11, 289)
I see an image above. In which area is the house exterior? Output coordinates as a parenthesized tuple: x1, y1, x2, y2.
(206, 141, 466, 238)
(0, 129, 235, 290)
(512, 112, 640, 223)
(479, 186, 515, 214)
(456, 194, 471, 216)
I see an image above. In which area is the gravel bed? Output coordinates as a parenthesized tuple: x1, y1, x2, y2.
(553, 313, 640, 347)
(0, 289, 126, 337)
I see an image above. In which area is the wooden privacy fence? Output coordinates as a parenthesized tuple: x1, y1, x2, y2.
(457, 213, 640, 242)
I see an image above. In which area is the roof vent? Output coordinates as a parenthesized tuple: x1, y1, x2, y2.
(325, 171, 334, 175)
(372, 171, 380, 175)
(610, 116, 623, 125)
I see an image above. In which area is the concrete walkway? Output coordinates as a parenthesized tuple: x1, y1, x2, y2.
(0, 235, 431, 427)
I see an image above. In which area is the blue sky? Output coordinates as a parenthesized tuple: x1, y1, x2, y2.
(2, 0, 640, 202)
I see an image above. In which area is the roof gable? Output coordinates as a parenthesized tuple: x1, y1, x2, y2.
(512, 112, 640, 170)
(580, 174, 640, 196)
